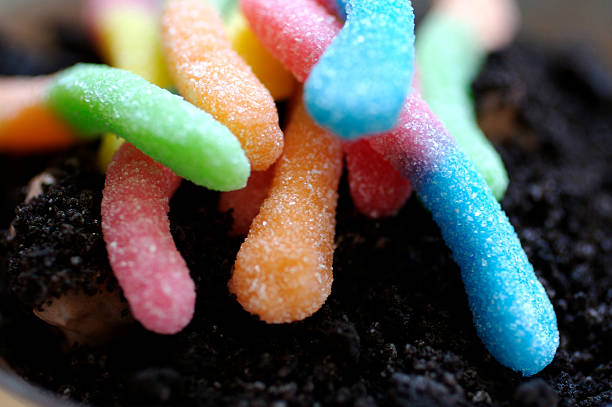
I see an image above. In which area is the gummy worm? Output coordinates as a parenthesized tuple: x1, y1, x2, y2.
(102, 143, 194, 334)
(219, 168, 274, 235)
(229, 96, 343, 323)
(46, 64, 250, 191)
(344, 139, 412, 218)
(304, 0, 415, 139)
(204, 0, 239, 20)
(243, 0, 558, 374)
(368, 91, 559, 376)
(417, 11, 509, 199)
(0, 76, 77, 154)
(241, 0, 410, 217)
(162, 0, 283, 171)
(241, 0, 342, 83)
(226, 11, 297, 101)
(85, 0, 173, 170)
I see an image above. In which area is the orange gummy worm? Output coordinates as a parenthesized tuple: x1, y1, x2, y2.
(0, 76, 76, 154)
(161, 0, 283, 171)
(228, 96, 343, 323)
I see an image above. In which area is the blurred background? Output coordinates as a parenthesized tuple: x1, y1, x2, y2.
(1, 0, 611, 70)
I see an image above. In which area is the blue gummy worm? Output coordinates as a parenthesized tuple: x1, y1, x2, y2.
(304, 0, 415, 139)
(415, 145, 559, 376)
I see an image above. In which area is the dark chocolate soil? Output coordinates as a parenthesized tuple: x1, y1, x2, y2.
(1, 40, 611, 406)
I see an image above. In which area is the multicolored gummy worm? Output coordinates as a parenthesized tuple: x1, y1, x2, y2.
(0, 0, 559, 377)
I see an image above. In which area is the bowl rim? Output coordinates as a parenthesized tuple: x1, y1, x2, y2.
(0, 367, 80, 407)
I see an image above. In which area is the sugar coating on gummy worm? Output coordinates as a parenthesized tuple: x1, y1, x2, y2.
(85, 0, 173, 170)
(417, 10, 509, 200)
(304, 0, 416, 139)
(369, 92, 559, 376)
(242, 1, 558, 373)
(0, 76, 77, 153)
(344, 139, 412, 218)
(85, 0, 171, 88)
(45, 64, 250, 191)
(229, 97, 343, 323)
(161, 0, 283, 171)
(102, 143, 194, 334)
(241, 0, 342, 83)
(226, 12, 297, 101)
(242, 0, 411, 217)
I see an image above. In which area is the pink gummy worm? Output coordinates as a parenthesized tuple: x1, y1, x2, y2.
(101, 143, 195, 335)
(344, 139, 412, 218)
(218, 169, 275, 236)
(241, 0, 341, 82)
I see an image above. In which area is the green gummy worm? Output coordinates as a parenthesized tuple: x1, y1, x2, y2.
(416, 12, 509, 200)
(46, 63, 250, 191)
(202, 0, 239, 21)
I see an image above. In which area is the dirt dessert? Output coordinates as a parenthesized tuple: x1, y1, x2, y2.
(0, 19, 611, 407)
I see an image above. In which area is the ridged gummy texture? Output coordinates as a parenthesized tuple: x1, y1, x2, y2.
(229, 98, 343, 323)
(304, 0, 415, 139)
(102, 143, 194, 334)
(417, 12, 508, 200)
(46, 63, 250, 191)
(162, 0, 283, 171)
(369, 92, 559, 376)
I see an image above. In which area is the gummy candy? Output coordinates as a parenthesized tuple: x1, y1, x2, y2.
(436, 0, 520, 51)
(229, 96, 343, 323)
(205, 0, 239, 20)
(0, 76, 77, 153)
(417, 11, 508, 199)
(241, 0, 342, 83)
(242, 0, 410, 217)
(102, 143, 194, 334)
(161, 0, 283, 171)
(219, 168, 274, 235)
(85, 0, 173, 170)
(369, 92, 559, 376)
(226, 12, 297, 101)
(304, 0, 415, 139)
(46, 64, 250, 191)
(344, 139, 412, 218)
(86, 0, 171, 89)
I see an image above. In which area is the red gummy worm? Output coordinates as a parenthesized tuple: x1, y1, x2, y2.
(102, 143, 195, 334)
(219, 168, 275, 236)
(344, 139, 413, 218)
